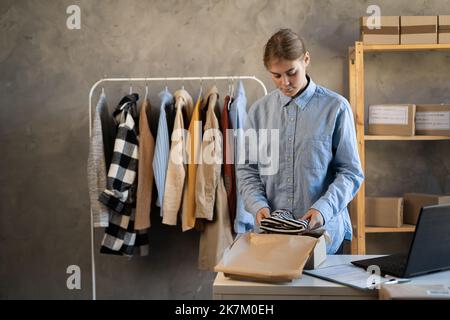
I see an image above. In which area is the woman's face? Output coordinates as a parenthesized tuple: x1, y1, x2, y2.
(268, 53, 310, 97)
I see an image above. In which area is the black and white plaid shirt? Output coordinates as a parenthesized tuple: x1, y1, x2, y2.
(99, 94, 149, 256)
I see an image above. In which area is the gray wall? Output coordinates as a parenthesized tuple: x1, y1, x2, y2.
(1, 0, 449, 299)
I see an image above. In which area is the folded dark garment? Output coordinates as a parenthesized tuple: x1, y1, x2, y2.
(260, 209, 309, 234)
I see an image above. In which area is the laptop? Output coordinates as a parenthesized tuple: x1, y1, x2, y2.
(351, 204, 450, 278)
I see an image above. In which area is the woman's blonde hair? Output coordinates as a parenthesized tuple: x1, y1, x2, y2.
(263, 28, 307, 68)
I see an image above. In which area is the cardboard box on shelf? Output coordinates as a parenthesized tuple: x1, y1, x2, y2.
(403, 193, 450, 225)
(368, 104, 416, 136)
(365, 197, 403, 228)
(360, 16, 399, 44)
(415, 104, 450, 136)
(438, 15, 450, 44)
(214, 231, 326, 282)
(400, 16, 437, 44)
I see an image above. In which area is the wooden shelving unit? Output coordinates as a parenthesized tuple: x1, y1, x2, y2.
(348, 41, 450, 254)
(365, 224, 416, 233)
(365, 135, 450, 141)
(363, 43, 450, 52)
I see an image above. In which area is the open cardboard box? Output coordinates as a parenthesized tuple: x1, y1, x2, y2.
(214, 230, 327, 282)
(302, 229, 327, 270)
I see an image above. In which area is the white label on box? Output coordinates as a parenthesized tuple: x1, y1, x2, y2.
(369, 106, 409, 125)
(416, 112, 450, 130)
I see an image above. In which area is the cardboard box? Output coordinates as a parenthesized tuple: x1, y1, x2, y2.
(214, 232, 324, 282)
(401, 16, 437, 44)
(360, 16, 399, 44)
(415, 104, 450, 136)
(438, 15, 450, 44)
(365, 197, 403, 228)
(403, 193, 450, 225)
(380, 284, 450, 300)
(303, 229, 327, 270)
(368, 104, 416, 136)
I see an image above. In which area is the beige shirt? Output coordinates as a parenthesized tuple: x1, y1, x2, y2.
(195, 86, 222, 220)
(162, 89, 193, 226)
(198, 176, 234, 271)
(135, 99, 155, 230)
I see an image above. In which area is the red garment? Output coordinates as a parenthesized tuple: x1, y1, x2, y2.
(221, 96, 236, 230)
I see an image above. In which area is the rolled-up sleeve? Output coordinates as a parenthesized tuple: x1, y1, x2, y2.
(310, 100, 364, 224)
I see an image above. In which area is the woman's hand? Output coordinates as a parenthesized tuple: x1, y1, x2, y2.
(301, 208, 324, 230)
(256, 207, 271, 225)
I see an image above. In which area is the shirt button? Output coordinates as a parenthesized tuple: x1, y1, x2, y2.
(288, 199, 292, 203)
(287, 178, 292, 183)
(290, 117, 295, 122)
(288, 137, 293, 143)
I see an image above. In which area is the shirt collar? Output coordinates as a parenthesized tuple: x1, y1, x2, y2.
(159, 89, 174, 106)
(174, 88, 193, 106)
(278, 75, 316, 110)
(234, 80, 245, 100)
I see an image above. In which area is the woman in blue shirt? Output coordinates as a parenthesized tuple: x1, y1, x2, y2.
(237, 28, 364, 254)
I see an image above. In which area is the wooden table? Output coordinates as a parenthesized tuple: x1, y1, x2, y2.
(213, 255, 450, 300)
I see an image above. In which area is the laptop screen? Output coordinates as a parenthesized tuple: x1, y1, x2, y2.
(405, 204, 450, 277)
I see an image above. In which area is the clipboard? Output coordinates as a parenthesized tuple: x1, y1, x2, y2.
(303, 263, 406, 291)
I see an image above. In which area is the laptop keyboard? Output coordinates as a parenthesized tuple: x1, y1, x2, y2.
(352, 254, 408, 278)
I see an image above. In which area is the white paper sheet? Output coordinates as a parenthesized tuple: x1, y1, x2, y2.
(304, 263, 405, 291)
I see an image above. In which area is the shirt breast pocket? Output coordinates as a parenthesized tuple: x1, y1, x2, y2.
(300, 136, 331, 170)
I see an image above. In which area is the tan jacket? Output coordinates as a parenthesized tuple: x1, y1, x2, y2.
(181, 95, 203, 231)
(195, 86, 222, 220)
(162, 89, 193, 226)
(135, 99, 155, 230)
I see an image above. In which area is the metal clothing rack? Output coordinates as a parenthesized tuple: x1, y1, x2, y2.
(88, 75, 268, 300)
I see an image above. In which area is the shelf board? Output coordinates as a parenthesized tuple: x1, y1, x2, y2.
(366, 224, 416, 233)
(365, 135, 450, 141)
(362, 43, 450, 52)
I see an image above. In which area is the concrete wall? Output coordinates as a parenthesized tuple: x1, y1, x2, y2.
(1, 0, 449, 299)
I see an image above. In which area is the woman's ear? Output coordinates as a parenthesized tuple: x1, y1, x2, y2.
(303, 51, 310, 67)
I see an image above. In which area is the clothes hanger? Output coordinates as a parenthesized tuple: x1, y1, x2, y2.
(231, 77, 235, 98)
(101, 74, 107, 96)
(228, 77, 234, 111)
(197, 78, 203, 101)
(144, 78, 149, 101)
(165, 77, 169, 93)
(129, 78, 133, 95)
(227, 78, 232, 97)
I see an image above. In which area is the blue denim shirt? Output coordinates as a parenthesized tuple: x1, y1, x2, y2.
(229, 81, 255, 233)
(236, 77, 364, 254)
(152, 90, 174, 217)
